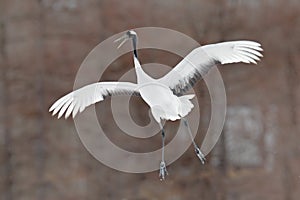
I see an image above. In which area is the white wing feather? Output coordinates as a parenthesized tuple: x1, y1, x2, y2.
(159, 40, 263, 95)
(49, 82, 140, 119)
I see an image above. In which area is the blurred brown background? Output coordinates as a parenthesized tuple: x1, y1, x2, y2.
(0, 0, 300, 199)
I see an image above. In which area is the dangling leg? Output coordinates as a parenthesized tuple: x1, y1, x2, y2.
(182, 117, 206, 164)
(159, 122, 168, 180)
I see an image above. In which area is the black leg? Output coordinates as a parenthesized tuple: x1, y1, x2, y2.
(159, 123, 168, 180)
(182, 118, 206, 164)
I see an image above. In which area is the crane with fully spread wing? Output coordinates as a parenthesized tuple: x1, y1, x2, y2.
(49, 30, 263, 180)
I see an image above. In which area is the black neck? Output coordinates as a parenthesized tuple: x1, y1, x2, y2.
(132, 36, 138, 58)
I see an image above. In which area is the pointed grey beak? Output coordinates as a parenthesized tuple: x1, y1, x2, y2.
(114, 34, 129, 49)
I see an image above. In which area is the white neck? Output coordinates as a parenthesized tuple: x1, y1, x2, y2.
(133, 56, 153, 84)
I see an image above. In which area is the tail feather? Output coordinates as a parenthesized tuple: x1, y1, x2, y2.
(150, 94, 195, 123)
(179, 94, 195, 117)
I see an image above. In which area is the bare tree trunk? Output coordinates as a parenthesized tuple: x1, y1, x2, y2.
(0, 20, 13, 200)
(35, 2, 47, 199)
(282, 49, 297, 200)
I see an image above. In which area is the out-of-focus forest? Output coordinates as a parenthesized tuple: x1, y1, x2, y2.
(0, 0, 300, 199)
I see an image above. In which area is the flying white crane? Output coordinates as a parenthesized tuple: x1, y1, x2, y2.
(49, 30, 263, 180)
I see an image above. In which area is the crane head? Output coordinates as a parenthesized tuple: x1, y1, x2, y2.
(114, 30, 137, 49)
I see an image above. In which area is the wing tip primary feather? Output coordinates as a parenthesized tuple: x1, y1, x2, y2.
(233, 41, 263, 65)
(203, 40, 263, 65)
(49, 106, 54, 112)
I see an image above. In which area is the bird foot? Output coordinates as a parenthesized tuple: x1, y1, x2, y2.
(159, 161, 168, 181)
(195, 146, 206, 164)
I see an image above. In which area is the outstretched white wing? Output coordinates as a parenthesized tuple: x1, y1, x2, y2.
(49, 82, 140, 119)
(158, 41, 263, 95)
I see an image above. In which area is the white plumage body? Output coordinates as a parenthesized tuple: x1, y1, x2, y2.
(133, 56, 194, 123)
